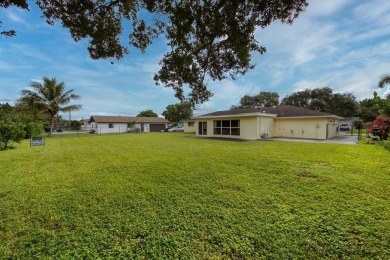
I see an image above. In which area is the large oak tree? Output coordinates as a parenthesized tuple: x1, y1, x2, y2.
(281, 87, 359, 118)
(2, 0, 308, 104)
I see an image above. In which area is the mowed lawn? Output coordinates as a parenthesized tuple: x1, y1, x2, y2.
(0, 133, 389, 259)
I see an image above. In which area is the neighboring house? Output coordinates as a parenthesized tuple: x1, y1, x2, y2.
(195, 105, 343, 140)
(182, 118, 196, 133)
(88, 115, 168, 134)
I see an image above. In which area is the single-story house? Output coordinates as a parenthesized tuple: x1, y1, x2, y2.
(195, 105, 344, 140)
(88, 115, 168, 134)
(182, 118, 197, 133)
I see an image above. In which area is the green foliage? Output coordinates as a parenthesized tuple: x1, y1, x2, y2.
(353, 119, 363, 129)
(70, 120, 82, 130)
(24, 122, 42, 139)
(233, 91, 280, 109)
(378, 73, 390, 89)
(162, 103, 193, 123)
(377, 140, 390, 152)
(136, 110, 158, 117)
(359, 92, 390, 122)
(2, 1, 308, 104)
(0, 134, 389, 258)
(0, 120, 26, 150)
(18, 77, 82, 137)
(281, 87, 358, 117)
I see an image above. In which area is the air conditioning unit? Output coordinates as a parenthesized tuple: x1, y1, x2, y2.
(262, 132, 269, 139)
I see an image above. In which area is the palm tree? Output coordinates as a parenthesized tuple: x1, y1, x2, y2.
(378, 74, 390, 100)
(378, 74, 390, 89)
(19, 77, 82, 136)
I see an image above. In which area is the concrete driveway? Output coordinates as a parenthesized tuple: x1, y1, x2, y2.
(269, 133, 359, 145)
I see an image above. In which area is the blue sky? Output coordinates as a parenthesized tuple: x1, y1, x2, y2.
(1, 0, 390, 119)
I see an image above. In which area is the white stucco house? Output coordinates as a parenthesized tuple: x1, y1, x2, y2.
(88, 115, 168, 134)
(194, 105, 344, 140)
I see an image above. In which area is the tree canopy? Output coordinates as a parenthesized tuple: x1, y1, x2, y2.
(162, 103, 193, 123)
(137, 110, 158, 117)
(232, 91, 279, 109)
(281, 87, 358, 117)
(2, 0, 308, 104)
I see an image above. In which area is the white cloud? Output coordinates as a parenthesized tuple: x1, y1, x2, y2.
(7, 11, 28, 25)
(306, 0, 353, 17)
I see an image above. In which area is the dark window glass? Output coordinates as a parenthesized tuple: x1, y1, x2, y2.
(231, 120, 239, 127)
(222, 120, 230, 127)
(222, 128, 230, 135)
(231, 128, 240, 136)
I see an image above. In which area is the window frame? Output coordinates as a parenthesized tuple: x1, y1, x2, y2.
(213, 120, 240, 136)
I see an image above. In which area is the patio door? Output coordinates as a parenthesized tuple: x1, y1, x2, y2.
(198, 121, 207, 135)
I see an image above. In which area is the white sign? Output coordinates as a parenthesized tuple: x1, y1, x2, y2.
(30, 137, 45, 146)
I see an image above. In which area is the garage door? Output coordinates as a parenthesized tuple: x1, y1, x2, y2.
(150, 124, 166, 132)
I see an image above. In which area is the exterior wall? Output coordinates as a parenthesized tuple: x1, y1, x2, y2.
(239, 117, 258, 140)
(258, 116, 274, 139)
(196, 116, 340, 140)
(273, 118, 330, 139)
(184, 121, 196, 133)
(196, 116, 258, 140)
(327, 119, 340, 139)
(94, 123, 129, 134)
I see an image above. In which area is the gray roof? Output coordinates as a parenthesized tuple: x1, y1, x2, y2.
(199, 105, 342, 118)
(89, 115, 168, 124)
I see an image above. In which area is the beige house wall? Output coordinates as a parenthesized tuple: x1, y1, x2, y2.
(274, 118, 331, 139)
(196, 116, 341, 140)
(196, 117, 258, 140)
(184, 121, 196, 133)
(258, 116, 275, 139)
(326, 118, 341, 139)
(239, 117, 258, 140)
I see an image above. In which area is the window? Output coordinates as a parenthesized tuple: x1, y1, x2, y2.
(213, 120, 240, 136)
(198, 122, 207, 135)
(109, 123, 114, 128)
(188, 122, 194, 127)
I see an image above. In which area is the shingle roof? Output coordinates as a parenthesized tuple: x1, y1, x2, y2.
(89, 115, 168, 124)
(199, 105, 342, 118)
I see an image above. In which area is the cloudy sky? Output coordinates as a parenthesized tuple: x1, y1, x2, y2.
(1, 0, 390, 119)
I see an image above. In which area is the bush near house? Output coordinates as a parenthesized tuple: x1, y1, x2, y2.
(368, 115, 390, 140)
(0, 133, 389, 258)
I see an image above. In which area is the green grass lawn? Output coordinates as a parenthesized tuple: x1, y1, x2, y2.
(0, 133, 389, 258)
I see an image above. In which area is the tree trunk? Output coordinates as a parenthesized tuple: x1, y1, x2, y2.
(48, 114, 55, 137)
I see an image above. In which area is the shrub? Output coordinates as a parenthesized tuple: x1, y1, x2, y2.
(71, 120, 82, 130)
(0, 121, 26, 150)
(24, 122, 43, 138)
(353, 119, 363, 129)
(379, 140, 390, 152)
(367, 115, 390, 140)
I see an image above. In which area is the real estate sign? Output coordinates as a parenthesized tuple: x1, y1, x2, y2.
(30, 137, 45, 146)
